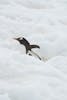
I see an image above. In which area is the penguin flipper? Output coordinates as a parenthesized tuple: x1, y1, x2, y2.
(30, 45, 40, 49)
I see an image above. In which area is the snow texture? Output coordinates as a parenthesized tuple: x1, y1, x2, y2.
(0, 0, 67, 100)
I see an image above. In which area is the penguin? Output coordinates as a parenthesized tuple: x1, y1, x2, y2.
(13, 37, 40, 54)
(13, 37, 41, 60)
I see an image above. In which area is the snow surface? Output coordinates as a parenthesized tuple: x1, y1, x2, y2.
(0, 0, 67, 100)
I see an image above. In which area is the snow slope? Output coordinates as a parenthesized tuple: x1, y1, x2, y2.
(0, 0, 67, 100)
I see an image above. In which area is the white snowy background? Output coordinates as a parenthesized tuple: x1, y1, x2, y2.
(0, 0, 67, 100)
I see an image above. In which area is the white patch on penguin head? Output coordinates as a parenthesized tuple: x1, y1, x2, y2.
(19, 37, 23, 40)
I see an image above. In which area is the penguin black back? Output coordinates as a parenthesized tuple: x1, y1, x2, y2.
(14, 37, 40, 54)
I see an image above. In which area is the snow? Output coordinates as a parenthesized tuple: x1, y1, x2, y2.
(0, 0, 67, 100)
(0, 94, 10, 100)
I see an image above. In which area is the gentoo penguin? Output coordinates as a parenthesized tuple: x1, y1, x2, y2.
(13, 37, 40, 54)
(14, 37, 41, 60)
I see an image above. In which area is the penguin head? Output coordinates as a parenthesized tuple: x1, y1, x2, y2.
(13, 37, 24, 44)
